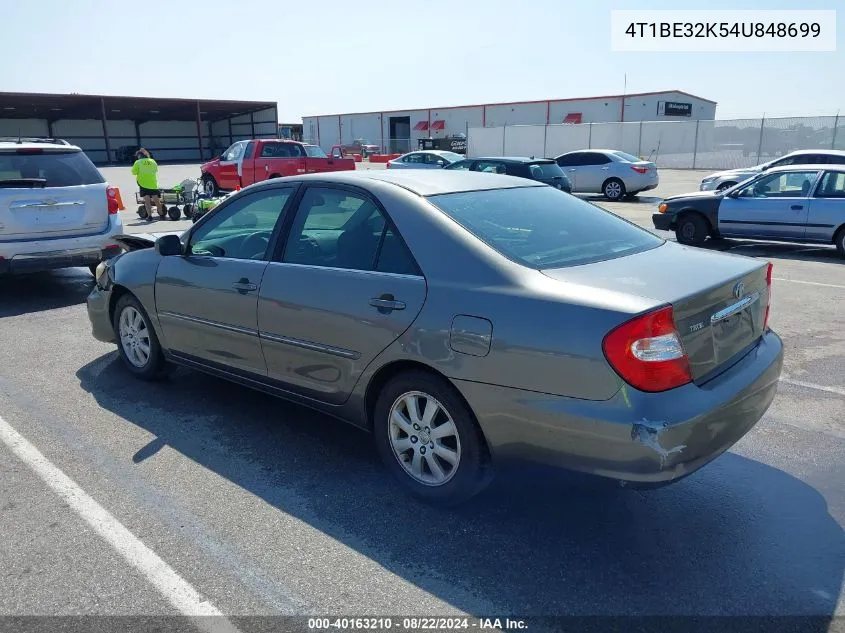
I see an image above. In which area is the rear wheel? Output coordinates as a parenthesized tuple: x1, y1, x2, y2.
(373, 370, 491, 506)
(675, 213, 709, 247)
(112, 294, 167, 380)
(834, 226, 845, 258)
(603, 178, 626, 201)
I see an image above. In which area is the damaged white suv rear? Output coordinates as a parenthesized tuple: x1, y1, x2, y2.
(0, 138, 124, 276)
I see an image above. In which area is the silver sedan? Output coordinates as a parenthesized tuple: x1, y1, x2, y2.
(87, 170, 782, 506)
(386, 150, 464, 169)
(554, 149, 659, 200)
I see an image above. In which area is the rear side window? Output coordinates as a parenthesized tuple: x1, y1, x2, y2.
(427, 186, 663, 269)
(0, 150, 104, 187)
(528, 162, 565, 179)
(304, 145, 327, 158)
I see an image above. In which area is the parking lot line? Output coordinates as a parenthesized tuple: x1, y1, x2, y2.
(780, 378, 845, 398)
(772, 277, 845, 290)
(0, 413, 243, 633)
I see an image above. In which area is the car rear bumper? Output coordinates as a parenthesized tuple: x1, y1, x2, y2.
(652, 212, 674, 231)
(455, 329, 783, 485)
(0, 215, 123, 275)
(86, 284, 117, 343)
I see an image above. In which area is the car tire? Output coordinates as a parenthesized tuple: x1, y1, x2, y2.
(373, 370, 492, 506)
(675, 212, 709, 247)
(602, 178, 626, 201)
(834, 227, 845, 258)
(201, 175, 219, 197)
(717, 182, 736, 192)
(112, 294, 167, 381)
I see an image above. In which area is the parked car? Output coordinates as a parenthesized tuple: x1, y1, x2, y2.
(444, 156, 571, 192)
(0, 137, 124, 277)
(88, 170, 782, 505)
(553, 150, 658, 200)
(653, 164, 845, 256)
(386, 150, 464, 169)
(699, 149, 845, 192)
(341, 139, 380, 157)
(200, 140, 355, 196)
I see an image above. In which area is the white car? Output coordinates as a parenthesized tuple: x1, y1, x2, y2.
(553, 149, 659, 201)
(386, 150, 465, 169)
(699, 149, 845, 192)
(0, 138, 124, 276)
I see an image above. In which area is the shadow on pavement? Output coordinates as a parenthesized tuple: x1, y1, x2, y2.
(0, 269, 94, 318)
(76, 356, 845, 618)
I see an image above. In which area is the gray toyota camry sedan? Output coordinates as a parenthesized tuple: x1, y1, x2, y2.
(87, 170, 783, 506)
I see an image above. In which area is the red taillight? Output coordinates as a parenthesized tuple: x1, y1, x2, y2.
(385, 161, 391, 169)
(106, 186, 120, 214)
(631, 165, 649, 174)
(764, 261, 773, 330)
(602, 305, 692, 393)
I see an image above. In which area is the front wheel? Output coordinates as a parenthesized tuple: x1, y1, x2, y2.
(112, 294, 167, 380)
(373, 371, 491, 506)
(201, 175, 219, 197)
(603, 178, 626, 201)
(675, 213, 709, 247)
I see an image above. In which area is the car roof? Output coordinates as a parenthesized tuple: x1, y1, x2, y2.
(767, 163, 845, 173)
(783, 149, 845, 157)
(472, 156, 554, 164)
(0, 139, 81, 152)
(251, 168, 544, 196)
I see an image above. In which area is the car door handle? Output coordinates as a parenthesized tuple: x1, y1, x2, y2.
(370, 296, 406, 311)
(601, 167, 609, 170)
(232, 278, 257, 292)
(791, 205, 803, 210)
(568, 168, 576, 172)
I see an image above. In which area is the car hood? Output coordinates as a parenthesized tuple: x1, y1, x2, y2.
(663, 189, 723, 203)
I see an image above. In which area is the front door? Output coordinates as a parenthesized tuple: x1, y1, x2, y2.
(217, 141, 247, 190)
(806, 170, 845, 242)
(555, 152, 585, 190)
(155, 186, 296, 376)
(718, 169, 820, 240)
(576, 151, 613, 193)
(257, 185, 427, 404)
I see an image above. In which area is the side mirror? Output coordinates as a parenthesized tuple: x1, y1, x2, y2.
(155, 234, 183, 257)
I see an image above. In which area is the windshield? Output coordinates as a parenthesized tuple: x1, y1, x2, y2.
(528, 162, 566, 179)
(0, 150, 104, 186)
(439, 152, 464, 163)
(611, 151, 641, 163)
(427, 185, 663, 269)
(304, 145, 328, 158)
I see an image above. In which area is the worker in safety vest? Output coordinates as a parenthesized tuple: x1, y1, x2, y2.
(131, 148, 165, 221)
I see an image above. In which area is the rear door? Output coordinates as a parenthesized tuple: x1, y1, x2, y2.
(155, 186, 296, 376)
(257, 184, 426, 404)
(0, 148, 109, 240)
(718, 169, 820, 239)
(805, 170, 845, 242)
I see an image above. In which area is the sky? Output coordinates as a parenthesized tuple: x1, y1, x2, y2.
(0, 0, 842, 122)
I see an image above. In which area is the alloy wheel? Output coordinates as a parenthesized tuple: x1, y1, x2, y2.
(605, 181, 622, 199)
(118, 306, 151, 368)
(388, 391, 461, 486)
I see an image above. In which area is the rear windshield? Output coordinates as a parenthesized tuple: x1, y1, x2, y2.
(304, 145, 328, 158)
(611, 151, 641, 163)
(427, 185, 663, 269)
(528, 162, 565, 179)
(0, 150, 104, 187)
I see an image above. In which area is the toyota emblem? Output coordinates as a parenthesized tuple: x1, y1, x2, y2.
(733, 282, 745, 299)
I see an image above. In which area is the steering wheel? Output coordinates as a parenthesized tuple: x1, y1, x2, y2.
(240, 231, 270, 260)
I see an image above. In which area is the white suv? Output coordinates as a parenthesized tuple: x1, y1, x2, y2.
(0, 138, 124, 276)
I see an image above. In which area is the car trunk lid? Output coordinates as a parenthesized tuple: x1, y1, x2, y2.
(541, 242, 770, 383)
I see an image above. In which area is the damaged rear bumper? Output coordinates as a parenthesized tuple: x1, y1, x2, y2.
(454, 329, 783, 485)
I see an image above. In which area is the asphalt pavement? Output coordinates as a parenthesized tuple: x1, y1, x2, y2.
(0, 165, 843, 629)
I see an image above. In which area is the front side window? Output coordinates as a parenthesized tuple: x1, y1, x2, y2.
(282, 187, 420, 275)
(555, 153, 584, 167)
(222, 142, 245, 162)
(403, 153, 425, 164)
(189, 188, 293, 260)
(738, 170, 820, 198)
(427, 185, 663, 269)
(425, 153, 448, 166)
(528, 162, 566, 179)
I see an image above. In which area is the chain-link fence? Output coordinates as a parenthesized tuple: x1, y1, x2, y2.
(467, 116, 844, 170)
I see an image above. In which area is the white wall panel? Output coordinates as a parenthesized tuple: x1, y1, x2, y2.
(503, 125, 545, 157)
(0, 118, 49, 136)
(544, 124, 592, 157)
(467, 127, 504, 157)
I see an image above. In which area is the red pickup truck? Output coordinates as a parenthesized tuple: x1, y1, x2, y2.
(200, 140, 355, 195)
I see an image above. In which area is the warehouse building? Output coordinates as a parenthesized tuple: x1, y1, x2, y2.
(303, 90, 717, 154)
(0, 92, 278, 165)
